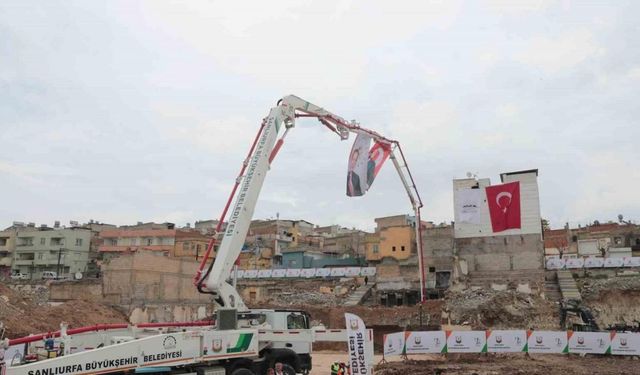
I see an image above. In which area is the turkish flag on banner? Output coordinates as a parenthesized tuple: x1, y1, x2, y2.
(485, 181, 521, 232)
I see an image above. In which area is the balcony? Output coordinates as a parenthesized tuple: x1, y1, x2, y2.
(14, 259, 35, 266)
(99, 245, 174, 253)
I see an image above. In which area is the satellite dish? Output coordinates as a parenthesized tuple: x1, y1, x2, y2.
(74, 272, 83, 280)
(618, 214, 624, 222)
(466, 172, 472, 178)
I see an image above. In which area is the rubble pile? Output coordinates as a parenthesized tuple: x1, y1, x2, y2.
(262, 278, 360, 307)
(0, 284, 127, 338)
(580, 275, 640, 299)
(443, 288, 559, 329)
(7, 284, 50, 305)
(580, 275, 640, 328)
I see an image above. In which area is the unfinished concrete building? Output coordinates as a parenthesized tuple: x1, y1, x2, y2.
(452, 169, 544, 291)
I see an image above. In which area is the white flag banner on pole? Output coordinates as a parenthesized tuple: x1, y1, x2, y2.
(345, 313, 373, 375)
(457, 188, 482, 224)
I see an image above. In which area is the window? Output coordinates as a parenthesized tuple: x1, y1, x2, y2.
(40, 238, 46, 245)
(401, 246, 405, 251)
(287, 313, 309, 329)
(183, 243, 189, 251)
(373, 244, 379, 254)
(146, 238, 153, 246)
(75, 238, 83, 246)
(614, 237, 623, 245)
(37, 253, 44, 260)
(392, 246, 396, 252)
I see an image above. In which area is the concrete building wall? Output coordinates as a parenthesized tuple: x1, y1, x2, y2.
(453, 170, 542, 239)
(364, 233, 381, 262)
(375, 215, 411, 231)
(455, 233, 544, 272)
(102, 251, 211, 305)
(379, 226, 414, 260)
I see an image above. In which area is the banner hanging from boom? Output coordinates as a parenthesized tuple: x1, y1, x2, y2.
(347, 135, 390, 197)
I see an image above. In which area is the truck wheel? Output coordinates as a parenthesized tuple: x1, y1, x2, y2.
(230, 368, 254, 375)
(280, 364, 296, 375)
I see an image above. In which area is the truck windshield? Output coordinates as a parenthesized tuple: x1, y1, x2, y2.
(287, 313, 309, 329)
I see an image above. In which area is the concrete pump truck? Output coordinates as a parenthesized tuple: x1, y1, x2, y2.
(0, 95, 424, 375)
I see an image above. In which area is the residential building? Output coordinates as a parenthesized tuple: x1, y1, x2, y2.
(194, 219, 227, 236)
(378, 225, 415, 260)
(375, 214, 414, 230)
(98, 227, 211, 261)
(0, 226, 17, 277)
(12, 224, 92, 279)
(79, 220, 117, 275)
(544, 221, 640, 258)
(321, 231, 366, 256)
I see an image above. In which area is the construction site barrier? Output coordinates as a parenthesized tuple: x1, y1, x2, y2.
(235, 267, 376, 280)
(383, 330, 640, 357)
(545, 256, 640, 270)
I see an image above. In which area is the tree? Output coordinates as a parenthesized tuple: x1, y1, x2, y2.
(541, 218, 551, 231)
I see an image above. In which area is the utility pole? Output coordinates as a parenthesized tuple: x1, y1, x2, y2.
(56, 247, 63, 276)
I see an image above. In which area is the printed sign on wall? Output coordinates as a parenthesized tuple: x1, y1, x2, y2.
(360, 267, 377, 276)
(405, 331, 447, 354)
(383, 332, 405, 356)
(271, 269, 286, 278)
(301, 268, 317, 278)
(446, 331, 486, 353)
(568, 331, 610, 354)
(546, 258, 565, 270)
(285, 268, 301, 277)
(584, 257, 604, 268)
(244, 270, 258, 278)
(345, 267, 361, 277)
(527, 331, 568, 354)
(486, 330, 527, 353)
(330, 268, 347, 277)
(611, 332, 640, 356)
(565, 258, 584, 269)
(315, 268, 331, 277)
(623, 257, 640, 267)
(257, 269, 273, 278)
(604, 258, 624, 268)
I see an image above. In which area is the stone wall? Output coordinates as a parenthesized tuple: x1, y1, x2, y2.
(100, 251, 214, 322)
(455, 233, 543, 272)
(49, 280, 102, 302)
(102, 251, 211, 305)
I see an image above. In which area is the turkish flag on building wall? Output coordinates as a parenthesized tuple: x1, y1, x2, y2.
(485, 181, 521, 232)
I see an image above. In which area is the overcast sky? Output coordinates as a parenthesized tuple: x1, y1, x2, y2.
(1, 0, 638, 231)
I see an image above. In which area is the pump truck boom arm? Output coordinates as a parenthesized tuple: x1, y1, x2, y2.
(194, 95, 426, 308)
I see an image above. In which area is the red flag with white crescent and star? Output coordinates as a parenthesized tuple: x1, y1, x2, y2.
(485, 181, 521, 232)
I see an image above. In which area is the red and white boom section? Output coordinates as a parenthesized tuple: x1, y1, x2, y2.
(194, 95, 426, 308)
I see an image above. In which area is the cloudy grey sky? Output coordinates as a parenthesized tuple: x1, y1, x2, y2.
(1, 0, 638, 231)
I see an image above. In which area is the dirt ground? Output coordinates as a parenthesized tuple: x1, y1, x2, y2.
(0, 283, 127, 338)
(311, 351, 640, 375)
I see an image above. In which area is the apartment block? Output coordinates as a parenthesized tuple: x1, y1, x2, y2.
(12, 224, 92, 279)
(0, 227, 17, 277)
(98, 227, 211, 261)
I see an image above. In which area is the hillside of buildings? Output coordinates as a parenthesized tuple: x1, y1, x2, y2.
(1, 170, 640, 359)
